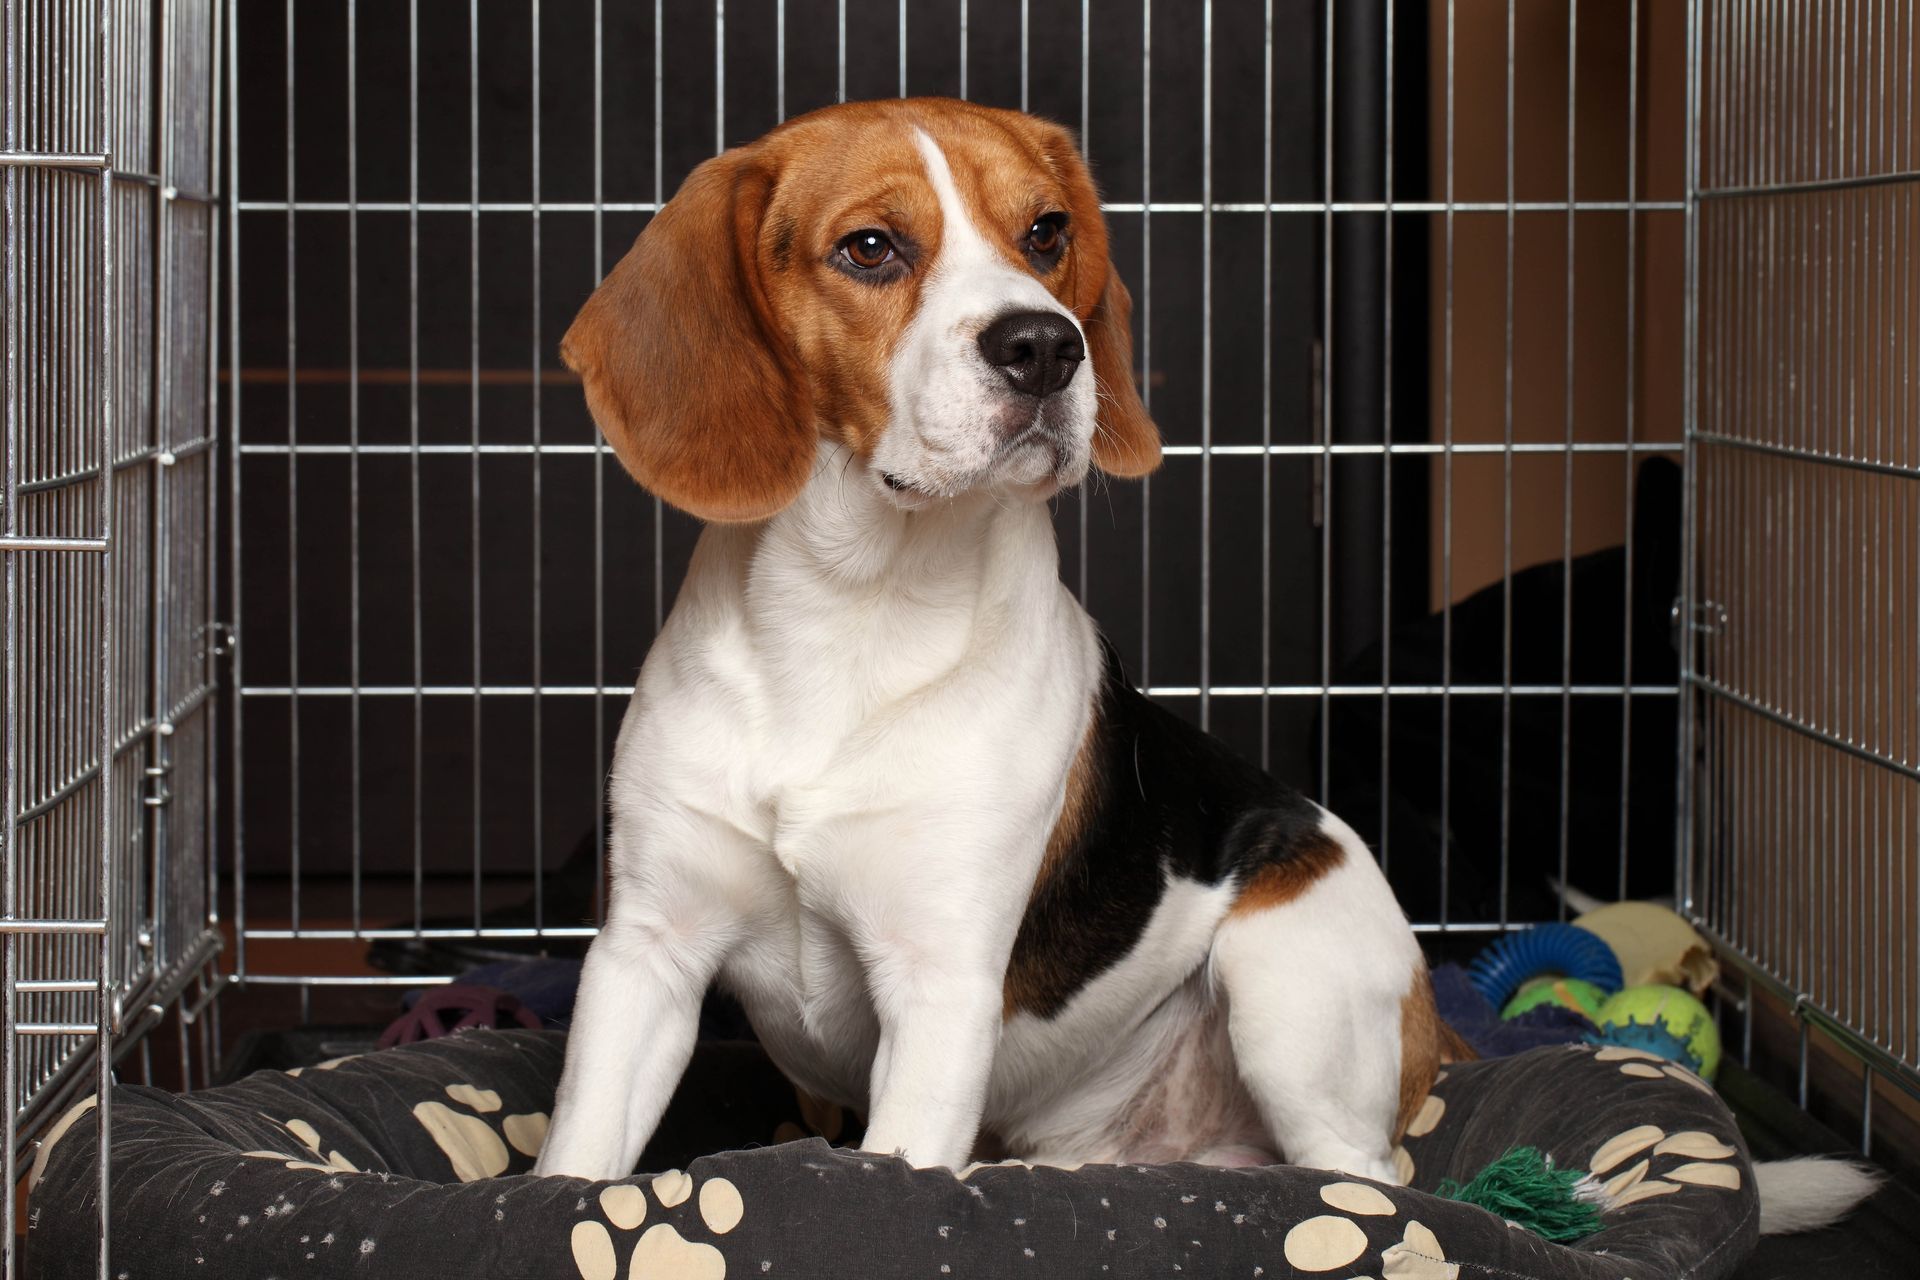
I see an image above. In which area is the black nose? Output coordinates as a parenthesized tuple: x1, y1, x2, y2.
(977, 310, 1084, 397)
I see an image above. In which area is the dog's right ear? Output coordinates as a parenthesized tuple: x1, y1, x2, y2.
(561, 149, 815, 523)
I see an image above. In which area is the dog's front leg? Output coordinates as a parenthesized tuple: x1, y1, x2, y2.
(533, 910, 721, 1179)
(535, 812, 744, 1180)
(856, 948, 1006, 1171)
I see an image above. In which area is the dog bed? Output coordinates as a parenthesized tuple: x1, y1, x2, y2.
(27, 1029, 1757, 1279)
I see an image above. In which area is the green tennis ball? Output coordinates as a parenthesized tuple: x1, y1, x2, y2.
(1501, 977, 1608, 1021)
(1597, 983, 1722, 1080)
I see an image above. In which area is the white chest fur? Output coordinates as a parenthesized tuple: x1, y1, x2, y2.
(601, 445, 1100, 1120)
(620, 443, 1093, 835)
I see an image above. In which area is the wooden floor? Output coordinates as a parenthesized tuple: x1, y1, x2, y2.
(1723, 1062, 1920, 1280)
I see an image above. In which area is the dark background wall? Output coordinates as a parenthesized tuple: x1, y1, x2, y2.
(227, 0, 1439, 926)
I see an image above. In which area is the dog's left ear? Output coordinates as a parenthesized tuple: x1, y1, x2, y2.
(1020, 118, 1162, 478)
(1082, 269, 1160, 477)
(562, 147, 816, 522)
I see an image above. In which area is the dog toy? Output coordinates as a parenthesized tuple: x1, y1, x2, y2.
(1589, 983, 1722, 1080)
(1501, 976, 1609, 1022)
(1571, 901, 1719, 995)
(1437, 1146, 1602, 1243)
(1466, 924, 1624, 1010)
(378, 985, 543, 1048)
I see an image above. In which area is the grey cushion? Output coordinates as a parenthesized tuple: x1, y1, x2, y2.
(27, 1031, 1758, 1278)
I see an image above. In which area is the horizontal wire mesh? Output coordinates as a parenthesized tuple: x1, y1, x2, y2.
(229, 0, 1684, 972)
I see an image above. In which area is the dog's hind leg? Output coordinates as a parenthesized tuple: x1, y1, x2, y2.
(1208, 810, 1430, 1185)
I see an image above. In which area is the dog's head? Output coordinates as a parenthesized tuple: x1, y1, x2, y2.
(562, 98, 1161, 522)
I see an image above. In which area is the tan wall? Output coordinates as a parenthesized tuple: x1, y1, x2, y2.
(1428, 4, 1920, 1158)
(1428, 0, 1687, 609)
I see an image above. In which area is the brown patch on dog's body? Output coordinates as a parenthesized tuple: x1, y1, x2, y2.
(1225, 833, 1347, 917)
(1039, 718, 1101, 887)
(1393, 966, 1474, 1140)
(1003, 716, 1101, 1020)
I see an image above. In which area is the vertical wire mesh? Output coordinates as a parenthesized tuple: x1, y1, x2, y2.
(2, 0, 223, 1273)
(226, 4, 1687, 992)
(4, 15, 117, 1184)
(1687, 0, 1920, 1123)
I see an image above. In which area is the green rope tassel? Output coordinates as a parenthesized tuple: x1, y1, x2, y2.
(1435, 1146, 1603, 1244)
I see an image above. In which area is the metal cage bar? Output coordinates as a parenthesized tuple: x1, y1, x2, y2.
(224, 1, 1689, 971)
(1686, 0, 1920, 1147)
(2, 1, 223, 1275)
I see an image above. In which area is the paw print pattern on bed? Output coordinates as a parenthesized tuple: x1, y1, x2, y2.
(1594, 1043, 1718, 1094)
(568, 1171, 745, 1280)
(411, 1080, 550, 1181)
(234, 1116, 362, 1173)
(1584, 1118, 1744, 1211)
(1277, 1180, 1465, 1278)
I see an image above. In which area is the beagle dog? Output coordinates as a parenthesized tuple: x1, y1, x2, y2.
(534, 97, 1460, 1185)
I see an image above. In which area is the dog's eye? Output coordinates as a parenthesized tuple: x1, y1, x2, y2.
(1026, 213, 1068, 260)
(840, 230, 897, 270)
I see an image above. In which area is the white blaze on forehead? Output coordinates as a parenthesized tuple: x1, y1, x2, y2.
(908, 127, 1064, 318)
(871, 126, 1097, 496)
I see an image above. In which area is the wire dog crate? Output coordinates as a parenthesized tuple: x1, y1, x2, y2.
(1688, 0, 1920, 1143)
(0, 0, 224, 1269)
(2, 1, 1917, 1274)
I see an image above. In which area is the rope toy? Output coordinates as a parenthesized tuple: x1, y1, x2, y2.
(1437, 1146, 1604, 1243)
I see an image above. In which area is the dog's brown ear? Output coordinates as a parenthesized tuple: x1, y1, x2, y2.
(1082, 268, 1160, 477)
(562, 149, 814, 522)
(1018, 115, 1161, 478)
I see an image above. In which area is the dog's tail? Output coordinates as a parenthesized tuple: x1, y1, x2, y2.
(1437, 1020, 1478, 1065)
(1754, 1156, 1881, 1235)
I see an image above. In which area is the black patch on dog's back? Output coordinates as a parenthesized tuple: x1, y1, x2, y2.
(1003, 636, 1336, 1019)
